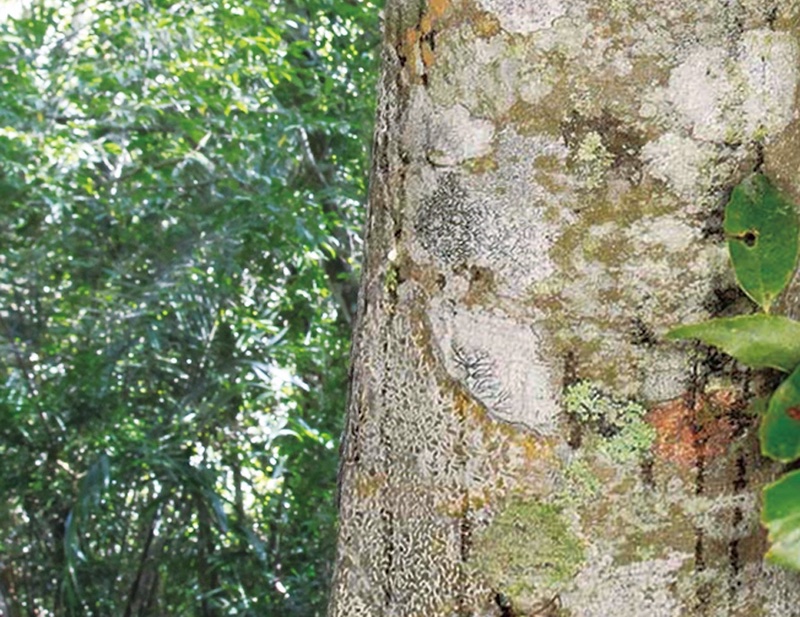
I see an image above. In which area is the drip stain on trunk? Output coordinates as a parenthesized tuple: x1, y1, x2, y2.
(727, 454, 747, 604)
(563, 352, 582, 449)
(694, 455, 711, 614)
(640, 458, 655, 488)
(456, 387, 471, 617)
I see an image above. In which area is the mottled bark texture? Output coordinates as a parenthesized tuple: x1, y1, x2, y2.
(329, 1, 800, 615)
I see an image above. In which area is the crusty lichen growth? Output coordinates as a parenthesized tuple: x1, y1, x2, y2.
(556, 458, 602, 508)
(332, 0, 800, 615)
(572, 131, 615, 190)
(564, 381, 656, 465)
(470, 497, 585, 613)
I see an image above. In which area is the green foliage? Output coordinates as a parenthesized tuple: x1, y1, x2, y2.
(666, 315, 800, 372)
(668, 173, 800, 570)
(762, 470, 800, 568)
(724, 174, 799, 312)
(760, 364, 800, 463)
(0, 0, 378, 615)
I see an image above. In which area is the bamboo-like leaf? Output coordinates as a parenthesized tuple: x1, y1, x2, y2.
(666, 314, 800, 372)
(724, 174, 799, 312)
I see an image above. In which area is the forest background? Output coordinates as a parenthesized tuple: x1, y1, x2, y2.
(0, 1, 378, 615)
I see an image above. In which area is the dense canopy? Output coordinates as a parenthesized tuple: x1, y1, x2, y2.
(0, 1, 378, 615)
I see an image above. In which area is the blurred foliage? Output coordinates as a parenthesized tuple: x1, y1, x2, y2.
(0, 0, 378, 615)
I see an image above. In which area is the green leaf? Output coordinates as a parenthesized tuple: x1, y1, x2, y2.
(762, 469, 800, 568)
(724, 173, 799, 312)
(761, 364, 800, 462)
(666, 314, 800, 372)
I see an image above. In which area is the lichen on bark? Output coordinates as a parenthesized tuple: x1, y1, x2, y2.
(469, 497, 585, 614)
(329, 0, 800, 615)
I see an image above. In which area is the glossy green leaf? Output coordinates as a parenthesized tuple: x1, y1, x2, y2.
(763, 470, 800, 568)
(761, 364, 800, 462)
(665, 314, 800, 372)
(724, 174, 799, 312)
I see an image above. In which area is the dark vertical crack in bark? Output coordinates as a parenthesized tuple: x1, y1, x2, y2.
(693, 456, 711, 614)
(754, 141, 765, 174)
(563, 351, 582, 449)
(765, 2, 778, 29)
(456, 393, 472, 616)
(640, 458, 656, 489)
(457, 506, 472, 615)
(378, 322, 395, 614)
(727, 454, 747, 605)
(689, 347, 711, 614)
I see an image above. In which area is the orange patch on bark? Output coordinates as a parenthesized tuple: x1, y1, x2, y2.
(400, 0, 451, 77)
(647, 391, 739, 467)
(420, 41, 436, 68)
(420, 13, 434, 35)
(429, 0, 450, 20)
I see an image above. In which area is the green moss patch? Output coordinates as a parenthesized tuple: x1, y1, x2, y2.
(470, 497, 584, 610)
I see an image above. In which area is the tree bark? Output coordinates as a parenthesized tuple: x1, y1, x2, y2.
(329, 1, 800, 615)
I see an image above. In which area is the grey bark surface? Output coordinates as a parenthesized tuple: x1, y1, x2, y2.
(329, 1, 800, 615)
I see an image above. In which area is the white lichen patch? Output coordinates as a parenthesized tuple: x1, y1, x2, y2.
(661, 29, 798, 143)
(407, 129, 563, 297)
(739, 29, 799, 140)
(403, 88, 497, 168)
(679, 493, 758, 541)
(626, 215, 698, 256)
(562, 552, 689, 617)
(461, 130, 563, 296)
(666, 46, 732, 142)
(532, 16, 595, 63)
(475, 0, 567, 34)
(427, 27, 519, 116)
(516, 63, 555, 105)
(757, 562, 800, 617)
(640, 133, 719, 205)
(429, 302, 561, 434)
(425, 104, 495, 167)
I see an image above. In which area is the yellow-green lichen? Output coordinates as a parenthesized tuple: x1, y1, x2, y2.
(555, 458, 602, 508)
(565, 381, 656, 465)
(384, 262, 400, 295)
(470, 497, 585, 612)
(470, 10, 501, 38)
(572, 131, 615, 190)
(463, 152, 499, 174)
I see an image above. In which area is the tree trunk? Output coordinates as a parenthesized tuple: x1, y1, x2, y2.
(329, 1, 800, 615)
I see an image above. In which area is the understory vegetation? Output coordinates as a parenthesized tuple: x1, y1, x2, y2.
(0, 1, 378, 614)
